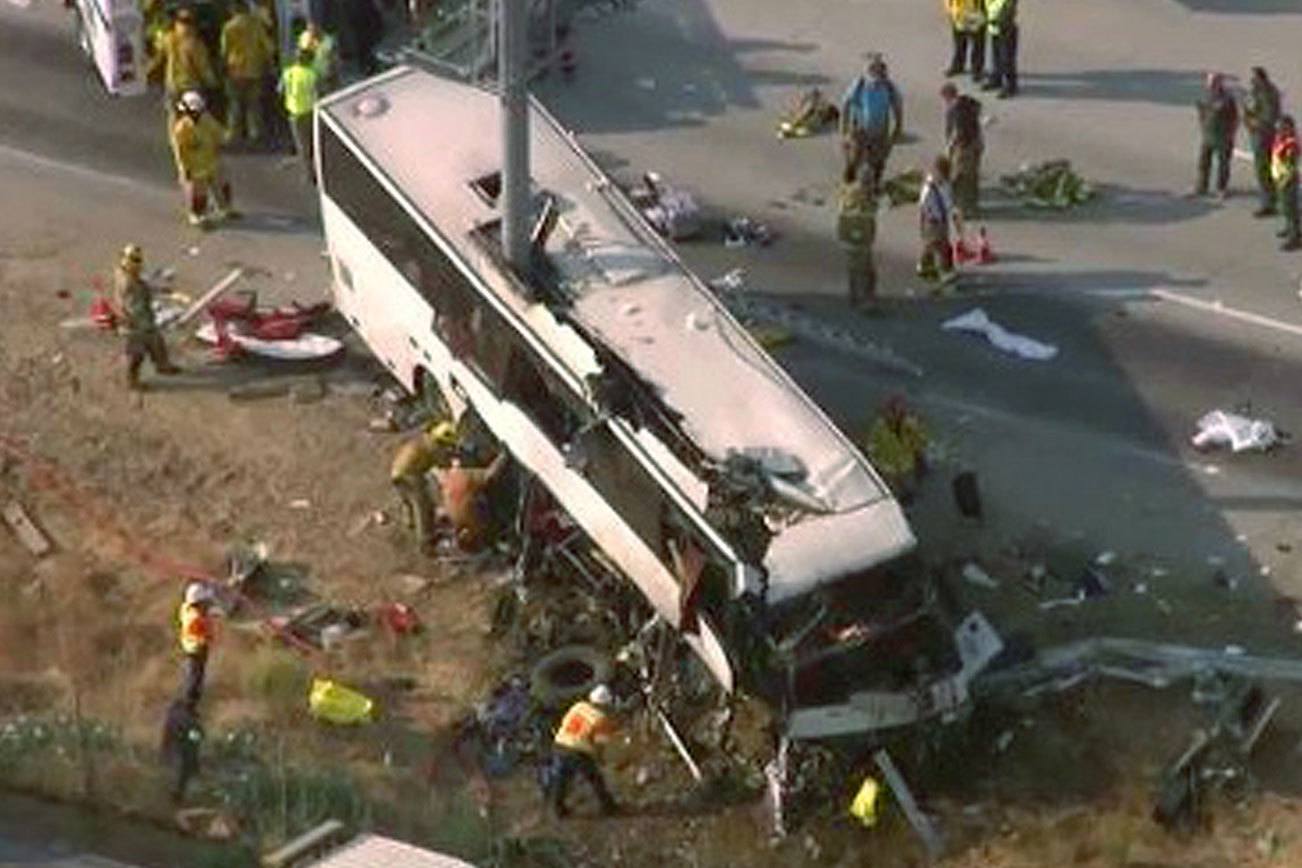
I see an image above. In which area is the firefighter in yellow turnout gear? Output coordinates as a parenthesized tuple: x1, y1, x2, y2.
(865, 395, 930, 502)
(391, 420, 461, 553)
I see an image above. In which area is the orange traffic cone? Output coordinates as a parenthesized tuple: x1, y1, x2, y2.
(977, 226, 995, 264)
(90, 295, 117, 330)
(953, 236, 977, 264)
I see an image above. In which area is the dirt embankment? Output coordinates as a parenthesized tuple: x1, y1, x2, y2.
(4, 242, 1302, 867)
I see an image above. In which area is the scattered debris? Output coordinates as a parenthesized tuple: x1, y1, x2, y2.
(174, 807, 240, 841)
(776, 88, 839, 139)
(882, 169, 924, 207)
(941, 308, 1059, 361)
(993, 730, 1015, 753)
(848, 775, 881, 828)
(874, 749, 945, 860)
(723, 216, 773, 248)
(308, 677, 376, 725)
(266, 603, 368, 651)
(227, 380, 292, 402)
(1191, 409, 1281, 453)
(377, 601, 421, 635)
(1094, 550, 1117, 566)
(999, 160, 1097, 209)
(630, 172, 702, 240)
(2, 500, 52, 557)
(196, 319, 342, 362)
(1077, 564, 1111, 598)
(289, 499, 312, 510)
(170, 267, 245, 329)
(962, 562, 999, 589)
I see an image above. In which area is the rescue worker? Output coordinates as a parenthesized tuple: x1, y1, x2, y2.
(299, 21, 340, 94)
(840, 55, 904, 191)
(1192, 72, 1238, 200)
(177, 581, 216, 705)
(391, 420, 460, 553)
(437, 449, 511, 552)
(865, 395, 930, 502)
(943, 0, 986, 83)
(1245, 67, 1282, 217)
(148, 8, 219, 126)
(172, 91, 236, 227)
(982, 0, 1017, 99)
(836, 162, 879, 311)
(1272, 115, 1300, 251)
(941, 82, 984, 216)
(917, 155, 963, 289)
(280, 47, 320, 185)
(220, 0, 275, 145)
(548, 684, 619, 818)
(160, 697, 203, 803)
(113, 244, 180, 390)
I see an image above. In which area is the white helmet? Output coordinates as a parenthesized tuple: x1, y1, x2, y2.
(183, 581, 212, 605)
(178, 90, 206, 115)
(588, 684, 613, 706)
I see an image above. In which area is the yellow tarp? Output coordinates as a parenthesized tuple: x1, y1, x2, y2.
(309, 677, 375, 725)
(849, 775, 881, 828)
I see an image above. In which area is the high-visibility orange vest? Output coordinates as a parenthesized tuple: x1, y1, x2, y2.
(178, 602, 211, 654)
(553, 701, 613, 755)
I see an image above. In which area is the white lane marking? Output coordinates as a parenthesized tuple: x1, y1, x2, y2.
(0, 141, 153, 190)
(1083, 287, 1302, 339)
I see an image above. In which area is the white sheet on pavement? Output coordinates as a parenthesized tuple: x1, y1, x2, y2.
(1191, 409, 1279, 453)
(941, 307, 1058, 361)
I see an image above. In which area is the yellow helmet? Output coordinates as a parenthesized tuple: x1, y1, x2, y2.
(120, 243, 144, 267)
(425, 420, 458, 446)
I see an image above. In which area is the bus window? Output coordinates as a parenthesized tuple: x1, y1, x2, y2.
(320, 124, 474, 315)
(501, 344, 583, 445)
(579, 426, 667, 560)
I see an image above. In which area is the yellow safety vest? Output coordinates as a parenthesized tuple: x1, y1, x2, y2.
(1272, 134, 1298, 186)
(945, 0, 985, 31)
(553, 701, 613, 755)
(281, 63, 318, 118)
(177, 602, 210, 654)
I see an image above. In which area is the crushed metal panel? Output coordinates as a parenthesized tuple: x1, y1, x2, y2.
(3, 500, 52, 557)
(764, 499, 915, 604)
(307, 834, 477, 867)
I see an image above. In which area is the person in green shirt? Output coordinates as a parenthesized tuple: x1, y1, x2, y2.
(1244, 67, 1282, 217)
(837, 162, 879, 311)
(280, 47, 320, 185)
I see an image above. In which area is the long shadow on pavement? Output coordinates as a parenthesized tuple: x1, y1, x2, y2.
(1018, 68, 1205, 107)
(538, 0, 827, 133)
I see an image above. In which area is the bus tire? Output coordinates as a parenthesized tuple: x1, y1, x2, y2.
(530, 645, 611, 710)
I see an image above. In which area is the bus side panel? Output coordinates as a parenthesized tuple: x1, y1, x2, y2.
(322, 198, 428, 391)
(79, 0, 145, 97)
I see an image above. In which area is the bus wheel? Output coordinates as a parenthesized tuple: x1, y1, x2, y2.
(415, 369, 451, 421)
(530, 645, 612, 711)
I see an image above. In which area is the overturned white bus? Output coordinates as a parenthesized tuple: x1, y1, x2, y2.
(315, 65, 999, 739)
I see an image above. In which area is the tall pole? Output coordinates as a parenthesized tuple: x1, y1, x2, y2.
(499, 0, 530, 270)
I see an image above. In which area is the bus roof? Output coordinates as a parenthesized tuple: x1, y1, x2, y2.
(320, 67, 914, 599)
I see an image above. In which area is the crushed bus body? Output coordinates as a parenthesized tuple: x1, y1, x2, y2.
(316, 65, 999, 740)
